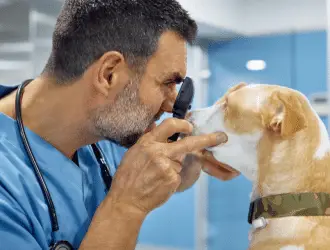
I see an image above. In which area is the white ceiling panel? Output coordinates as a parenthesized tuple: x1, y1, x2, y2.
(0, 0, 328, 82)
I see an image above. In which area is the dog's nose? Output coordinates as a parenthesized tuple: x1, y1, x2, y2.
(185, 111, 196, 127)
(185, 111, 192, 121)
(183, 111, 198, 135)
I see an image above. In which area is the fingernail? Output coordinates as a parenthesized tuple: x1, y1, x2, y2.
(216, 132, 228, 144)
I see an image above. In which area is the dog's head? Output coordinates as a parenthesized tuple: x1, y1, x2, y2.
(188, 83, 311, 182)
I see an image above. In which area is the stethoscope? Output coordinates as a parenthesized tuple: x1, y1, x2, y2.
(14, 77, 194, 250)
(15, 80, 112, 250)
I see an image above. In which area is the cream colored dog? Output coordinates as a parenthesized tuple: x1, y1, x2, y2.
(189, 83, 330, 250)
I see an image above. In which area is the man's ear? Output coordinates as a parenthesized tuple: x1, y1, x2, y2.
(263, 91, 307, 138)
(95, 51, 129, 97)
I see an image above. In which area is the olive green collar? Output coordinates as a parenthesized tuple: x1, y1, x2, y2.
(248, 192, 330, 224)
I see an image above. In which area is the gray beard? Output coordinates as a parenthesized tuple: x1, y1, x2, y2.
(90, 79, 156, 148)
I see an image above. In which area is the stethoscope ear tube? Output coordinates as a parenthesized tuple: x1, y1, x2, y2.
(15, 80, 59, 232)
(15, 80, 110, 249)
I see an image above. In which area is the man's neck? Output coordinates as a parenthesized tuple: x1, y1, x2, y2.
(0, 77, 97, 158)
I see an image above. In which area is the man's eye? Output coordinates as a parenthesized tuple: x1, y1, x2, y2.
(164, 76, 183, 87)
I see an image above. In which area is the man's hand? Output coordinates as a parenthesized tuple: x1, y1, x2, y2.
(80, 118, 235, 250)
(174, 129, 240, 192)
(175, 150, 240, 192)
(107, 118, 227, 215)
(177, 112, 240, 189)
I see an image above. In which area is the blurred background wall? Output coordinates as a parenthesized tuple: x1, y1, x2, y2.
(0, 0, 329, 249)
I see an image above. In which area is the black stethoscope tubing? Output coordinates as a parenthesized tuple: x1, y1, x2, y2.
(15, 80, 112, 249)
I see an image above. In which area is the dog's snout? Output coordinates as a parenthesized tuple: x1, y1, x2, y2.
(182, 111, 197, 135)
(185, 111, 193, 121)
(185, 112, 196, 126)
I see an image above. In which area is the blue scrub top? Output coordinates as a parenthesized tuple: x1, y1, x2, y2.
(0, 84, 127, 249)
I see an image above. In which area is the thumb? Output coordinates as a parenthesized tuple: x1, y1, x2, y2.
(176, 154, 202, 192)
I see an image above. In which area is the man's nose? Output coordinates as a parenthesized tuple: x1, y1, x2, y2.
(161, 89, 178, 113)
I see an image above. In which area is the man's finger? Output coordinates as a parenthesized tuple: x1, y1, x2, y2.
(167, 132, 228, 156)
(170, 160, 182, 174)
(148, 118, 193, 142)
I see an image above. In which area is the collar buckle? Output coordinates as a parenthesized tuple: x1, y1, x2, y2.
(252, 217, 268, 230)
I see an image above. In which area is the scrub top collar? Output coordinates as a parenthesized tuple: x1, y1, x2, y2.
(0, 85, 84, 195)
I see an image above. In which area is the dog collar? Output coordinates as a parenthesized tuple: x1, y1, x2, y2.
(248, 192, 330, 224)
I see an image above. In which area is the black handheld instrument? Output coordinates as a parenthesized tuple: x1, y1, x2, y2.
(168, 77, 195, 141)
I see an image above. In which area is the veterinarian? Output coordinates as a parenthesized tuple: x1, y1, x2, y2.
(0, 1, 240, 249)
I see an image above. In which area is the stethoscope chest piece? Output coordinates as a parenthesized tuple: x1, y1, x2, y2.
(50, 241, 74, 250)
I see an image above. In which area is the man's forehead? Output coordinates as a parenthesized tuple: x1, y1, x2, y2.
(157, 40, 186, 64)
(142, 60, 186, 86)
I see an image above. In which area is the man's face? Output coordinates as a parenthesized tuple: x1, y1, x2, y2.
(91, 31, 187, 148)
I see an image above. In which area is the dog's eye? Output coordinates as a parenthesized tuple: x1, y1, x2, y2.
(222, 96, 229, 109)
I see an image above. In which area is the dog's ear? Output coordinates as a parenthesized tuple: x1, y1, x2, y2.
(262, 91, 307, 138)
